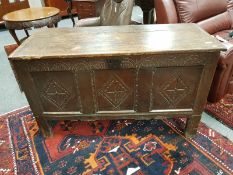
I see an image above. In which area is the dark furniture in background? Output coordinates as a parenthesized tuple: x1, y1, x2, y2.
(44, 0, 72, 16)
(45, 0, 155, 24)
(9, 24, 224, 138)
(0, 0, 29, 24)
(74, 0, 134, 27)
(155, 0, 233, 102)
(45, 0, 100, 19)
(135, 0, 154, 24)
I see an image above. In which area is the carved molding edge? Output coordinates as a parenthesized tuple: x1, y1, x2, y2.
(5, 15, 61, 30)
(19, 54, 206, 72)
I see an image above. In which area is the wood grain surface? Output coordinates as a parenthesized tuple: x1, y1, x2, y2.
(10, 24, 225, 60)
(3, 7, 59, 22)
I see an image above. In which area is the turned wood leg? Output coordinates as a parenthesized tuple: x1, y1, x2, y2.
(9, 29, 20, 45)
(185, 115, 201, 138)
(35, 116, 53, 138)
(24, 29, 30, 37)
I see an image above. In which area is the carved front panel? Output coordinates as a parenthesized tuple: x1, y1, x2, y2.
(31, 71, 81, 112)
(94, 69, 135, 112)
(151, 66, 203, 110)
(14, 53, 211, 115)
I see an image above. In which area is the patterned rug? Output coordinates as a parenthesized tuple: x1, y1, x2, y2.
(0, 107, 232, 175)
(205, 94, 233, 129)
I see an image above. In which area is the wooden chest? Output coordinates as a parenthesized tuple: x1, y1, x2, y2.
(9, 24, 225, 137)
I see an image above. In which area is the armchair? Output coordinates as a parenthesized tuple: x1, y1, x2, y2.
(73, 0, 135, 27)
(155, 0, 233, 102)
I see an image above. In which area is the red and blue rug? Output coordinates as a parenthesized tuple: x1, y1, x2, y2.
(0, 106, 232, 175)
(205, 94, 233, 129)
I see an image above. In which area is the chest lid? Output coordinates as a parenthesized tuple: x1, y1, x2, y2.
(9, 24, 225, 60)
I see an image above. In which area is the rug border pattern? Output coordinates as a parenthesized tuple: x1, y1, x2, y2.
(6, 118, 17, 175)
(164, 119, 233, 174)
(21, 116, 40, 175)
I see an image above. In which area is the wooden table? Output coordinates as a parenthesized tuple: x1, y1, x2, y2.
(3, 7, 61, 45)
(9, 24, 225, 138)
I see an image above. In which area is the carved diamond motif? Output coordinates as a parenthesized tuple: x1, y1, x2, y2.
(98, 74, 130, 108)
(160, 76, 189, 107)
(42, 80, 70, 109)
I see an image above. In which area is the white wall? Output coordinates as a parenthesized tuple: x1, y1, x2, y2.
(28, 0, 43, 7)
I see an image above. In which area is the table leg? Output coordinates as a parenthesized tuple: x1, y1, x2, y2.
(184, 115, 201, 137)
(35, 116, 53, 138)
(9, 29, 20, 45)
(24, 29, 30, 37)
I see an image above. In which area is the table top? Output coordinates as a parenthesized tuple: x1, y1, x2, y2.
(3, 7, 60, 22)
(10, 24, 226, 60)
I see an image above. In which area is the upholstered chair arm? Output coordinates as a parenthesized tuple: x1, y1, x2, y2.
(75, 17, 101, 27)
(154, 0, 179, 24)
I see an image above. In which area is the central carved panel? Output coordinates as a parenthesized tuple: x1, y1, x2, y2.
(98, 74, 130, 108)
(160, 76, 189, 107)
(94, 70, 134, 111)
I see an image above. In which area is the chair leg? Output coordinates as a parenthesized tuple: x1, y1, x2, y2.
(24, 29, 30, 37)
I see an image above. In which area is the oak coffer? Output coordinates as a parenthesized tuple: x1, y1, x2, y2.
(9, 24, 225, 137)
